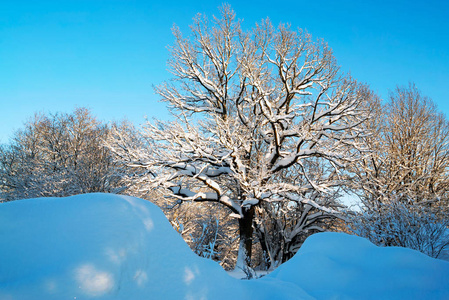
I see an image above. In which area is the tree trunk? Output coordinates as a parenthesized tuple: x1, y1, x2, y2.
(257, 228, 272, 270)
(235, 206, 255, 270)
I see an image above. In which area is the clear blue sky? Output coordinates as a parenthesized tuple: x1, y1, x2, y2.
(1, 0, 448, 143)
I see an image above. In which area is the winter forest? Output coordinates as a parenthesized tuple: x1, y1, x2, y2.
(1, 5, 449, 299)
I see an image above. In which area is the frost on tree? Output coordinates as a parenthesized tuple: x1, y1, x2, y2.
(0, 108, 121, 202)
(350, 83, 449, 208)
(108, 5, 371, 270)
(347, 83, 449, 257)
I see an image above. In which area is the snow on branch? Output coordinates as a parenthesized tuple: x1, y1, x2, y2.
(107, 7, 373, 268)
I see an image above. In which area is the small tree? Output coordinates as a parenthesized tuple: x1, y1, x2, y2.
(0, 108, 121, 201)
(108, 5, 370, 270)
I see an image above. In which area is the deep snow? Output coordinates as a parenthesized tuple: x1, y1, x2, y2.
(0, 193, 448, 299)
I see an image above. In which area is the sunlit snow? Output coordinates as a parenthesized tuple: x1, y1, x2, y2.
(0, 193, 448, 299)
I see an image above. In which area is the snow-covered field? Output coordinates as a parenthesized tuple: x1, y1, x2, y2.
(1, 194, 448, 299)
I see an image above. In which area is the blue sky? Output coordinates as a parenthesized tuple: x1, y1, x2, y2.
(1, 0, 448, 143)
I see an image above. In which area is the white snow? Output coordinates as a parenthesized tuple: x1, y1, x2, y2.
(242, 198, 259, 207)
(270, 232, 449, 299)
(1, 193, 448, 299)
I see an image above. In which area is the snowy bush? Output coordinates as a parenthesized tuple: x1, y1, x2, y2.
(348, 199, 449, 259)
(169, 202, 239, 270)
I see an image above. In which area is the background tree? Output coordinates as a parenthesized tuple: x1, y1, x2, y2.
(349, 83, 449, 207)
(108, 5, 371, 270)
(0, 107, 121, 201)
(347, 83, 449, 257)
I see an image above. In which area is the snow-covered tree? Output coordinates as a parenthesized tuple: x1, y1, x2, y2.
(108, 5, 371, 270)
(349, 83, 449, 208)
(347, 83, 449, 256)
(0, 108, 121, 201)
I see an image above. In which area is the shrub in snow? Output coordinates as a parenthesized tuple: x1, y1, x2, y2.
(348, 199, 449, 259)
(167, 201, 239, 270)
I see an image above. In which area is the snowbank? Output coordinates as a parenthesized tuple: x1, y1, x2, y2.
(271, 232, 449, 299)
(0, 193, 448, 299)
(0, 194, 308, 300)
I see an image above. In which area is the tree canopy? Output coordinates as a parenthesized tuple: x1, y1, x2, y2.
(108, 5, 373, 270)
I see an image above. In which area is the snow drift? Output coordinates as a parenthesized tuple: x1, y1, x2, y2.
(0, 194, 308, 300)
(0, 193, 448, 299)
(271, 233, 449, 299)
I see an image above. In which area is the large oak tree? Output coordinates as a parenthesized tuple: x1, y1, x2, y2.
(108, 5, 371, 270)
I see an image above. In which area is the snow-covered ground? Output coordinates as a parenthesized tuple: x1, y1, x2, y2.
(1, 193, 448, 299)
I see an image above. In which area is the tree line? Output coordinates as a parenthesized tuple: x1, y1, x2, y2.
(1, 5, 447, 274)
